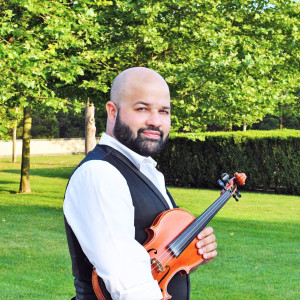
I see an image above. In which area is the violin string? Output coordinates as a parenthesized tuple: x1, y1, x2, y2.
(159, 191, 231, 267)
(151, 192, 230, 272)
(151, 190, 232, 272)
(150, 192, 229, 271)
(150, 191, 230, 271)
(152, 190, 231, 272)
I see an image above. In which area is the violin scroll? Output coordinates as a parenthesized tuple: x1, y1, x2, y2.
(234, 172, 247, 186)
(218, 172, 247, 200)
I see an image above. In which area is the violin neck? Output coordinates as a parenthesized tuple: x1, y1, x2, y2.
(168, 190, 232, 257)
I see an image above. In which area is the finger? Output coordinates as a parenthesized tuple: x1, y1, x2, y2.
(203, 249, 218, 260)
(197, 242, 217, 255)
(197, 226, 214, 240)
(196, 234, 216, 249)
(200, 250, 218, 265)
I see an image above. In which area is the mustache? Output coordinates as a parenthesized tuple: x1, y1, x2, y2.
(137, 126, 163, 138)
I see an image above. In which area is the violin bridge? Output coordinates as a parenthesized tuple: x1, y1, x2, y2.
(151, 258, 165, 273)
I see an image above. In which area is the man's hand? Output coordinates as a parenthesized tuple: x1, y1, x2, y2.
(196, 226, 217, 265)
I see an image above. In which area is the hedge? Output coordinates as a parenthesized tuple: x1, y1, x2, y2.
(155, 130, 300, 195)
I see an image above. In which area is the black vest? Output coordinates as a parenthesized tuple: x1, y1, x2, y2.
(65, 144, 190, 300)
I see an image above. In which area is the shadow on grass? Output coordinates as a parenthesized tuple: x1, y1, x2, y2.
(0, 180, 20, 193)
(1, 167, 75, 179)
(0, 180, 18, 185)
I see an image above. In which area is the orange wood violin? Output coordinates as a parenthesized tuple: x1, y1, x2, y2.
(92, 172, 246, 300)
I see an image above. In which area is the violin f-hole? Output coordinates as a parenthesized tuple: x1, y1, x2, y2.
(147, 248, 158, 254)
(158, 265, 170, 285)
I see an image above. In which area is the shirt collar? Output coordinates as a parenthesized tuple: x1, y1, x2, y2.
(99, 133, 157, 170)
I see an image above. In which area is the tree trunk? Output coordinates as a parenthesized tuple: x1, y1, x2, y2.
(85, 100, 96, 155)
(19, 106, 32, 193)
(12, 120, 17, 163)
(242, 122, 247, 131)
(279, 116, 283, 130)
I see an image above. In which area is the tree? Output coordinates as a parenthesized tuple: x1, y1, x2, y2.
(66, 0, 299, 131)
(156, 0, 300, 131)
(0, 0, 86, 192)
(1, 0, 299, 193)
(85, 100, 96, 154)
(0, 105, 9, 141)
(0, 105, 22, 161)
(272, 91, 300, 130)
(19, 106, 31, 193)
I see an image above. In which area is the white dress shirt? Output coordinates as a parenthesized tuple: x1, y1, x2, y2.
(63, 133, 173, 300)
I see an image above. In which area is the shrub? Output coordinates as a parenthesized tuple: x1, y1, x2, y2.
(156, 130, 300, 195)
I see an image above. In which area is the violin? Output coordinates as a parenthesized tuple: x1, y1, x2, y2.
(92, 172, 247, 300)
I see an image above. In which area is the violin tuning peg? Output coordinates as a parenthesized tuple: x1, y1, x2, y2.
(217, 179, 225, 188)
(221, 173, 229, 183)
(236, 190, 242, 198)
(233, 194, 239, 201)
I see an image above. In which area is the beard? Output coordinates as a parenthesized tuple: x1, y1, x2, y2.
(113, 111, 168, 157)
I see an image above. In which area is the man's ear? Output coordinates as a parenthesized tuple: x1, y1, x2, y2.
(106, 101, 118, 122)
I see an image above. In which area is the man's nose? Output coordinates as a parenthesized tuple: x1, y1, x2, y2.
(145, 111, 162, 128)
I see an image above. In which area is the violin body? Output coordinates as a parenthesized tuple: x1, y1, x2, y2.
(92, 209, 201, 300)
(92, 172, 246, 300)
(144, 208, 204, 300)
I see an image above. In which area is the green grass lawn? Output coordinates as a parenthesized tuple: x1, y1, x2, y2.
(0, 155, 299, 299)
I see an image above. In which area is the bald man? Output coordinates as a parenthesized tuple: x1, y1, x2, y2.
(64, 67, 217, 300)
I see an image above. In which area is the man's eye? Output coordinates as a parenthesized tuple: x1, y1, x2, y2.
(137, 107, 147, 111)
(160, 110, 170, 115)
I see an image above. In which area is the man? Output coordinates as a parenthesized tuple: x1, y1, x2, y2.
(64, 67, 217, 300)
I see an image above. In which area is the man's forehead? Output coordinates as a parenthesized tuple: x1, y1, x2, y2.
(111, 67, 170, 107)
(132, 101, 171, 109)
